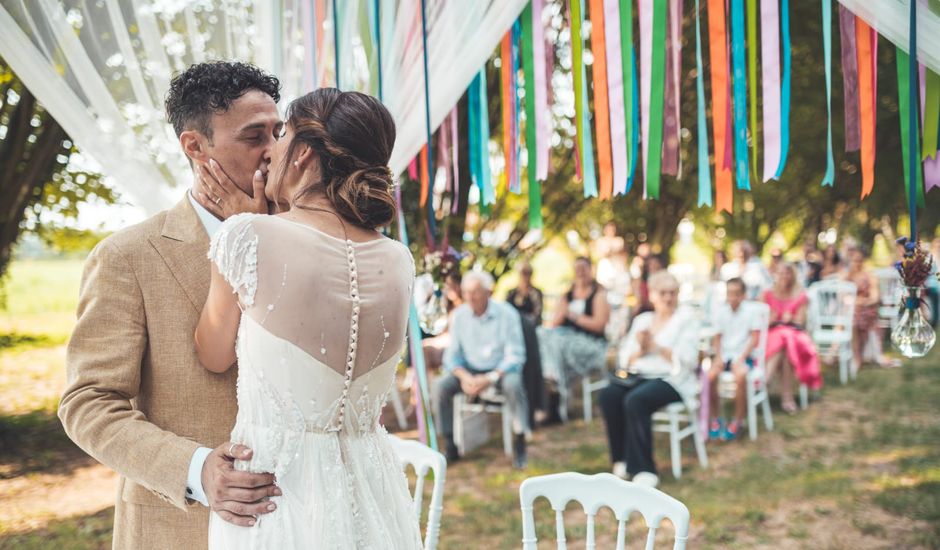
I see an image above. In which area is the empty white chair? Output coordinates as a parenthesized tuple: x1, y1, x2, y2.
(652, 398, 709, 480)
(453, 389, 513, 456)
(386, 435, 447, 550)
(807, 280, 857, 384)
(716, 301, 774, 440)
(519, 472, 690, 550)
(875, 267, 902, 330)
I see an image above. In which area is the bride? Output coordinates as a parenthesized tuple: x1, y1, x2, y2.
(194, 88, 422, 549)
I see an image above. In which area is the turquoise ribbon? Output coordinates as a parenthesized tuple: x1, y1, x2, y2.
(821, 0, 834, 186)
(468, 70, 495, 211)
(775, 0, 791, 179)
(695, 0, 712, 206)
(731, 0, 750, 190)
(579, 5, 598, 198)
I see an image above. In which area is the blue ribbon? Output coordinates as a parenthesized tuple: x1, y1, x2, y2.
(909, 0, 918, 240)
(695, 0, 713, 206)
(581, 59, 598, 198)
(372, 0, 383, 101)
(731, 0, 750, 190)
(821, 0, 834, 186)
(775, 0, 791, 179)
(625, 49, 639, 195)
(394, 187, 438, 451)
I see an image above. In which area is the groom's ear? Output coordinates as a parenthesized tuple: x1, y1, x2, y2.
(180, 130, 209, 164)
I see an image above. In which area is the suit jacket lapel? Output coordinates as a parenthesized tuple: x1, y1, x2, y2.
(149, 196, 211, 313)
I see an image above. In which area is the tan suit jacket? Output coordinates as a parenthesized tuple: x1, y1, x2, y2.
(59, 196, 237, 549)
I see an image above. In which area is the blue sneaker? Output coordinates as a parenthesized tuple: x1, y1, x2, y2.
(709, 418, 724, 441)
(723, 420, 742, 442)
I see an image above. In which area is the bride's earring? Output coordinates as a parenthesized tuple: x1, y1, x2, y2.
(293, 161, 299, 168)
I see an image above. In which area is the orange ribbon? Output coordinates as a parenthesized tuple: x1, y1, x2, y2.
(855, 17, 876, 198)
(419, 145, 429, 207)
(590, 0, 614, 199)
(708, 0, 733, 213)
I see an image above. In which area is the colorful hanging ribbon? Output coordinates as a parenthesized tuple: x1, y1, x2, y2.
(604, 0, 628, 196)
(661, 0, 682, 178)
(572, 0, 586, 184)
(501, 33, 514, 193)
(590, 0, 614, 199)
(532, 0, 550, 181)
(627, 49, 640, 194)
(898, 47, 926, 208)
(855, 17, 876, 198)
(419, 0, 437, 239)
(695, 0, 712, 206)
(521, 2, 544, 228)
(760, 0, 781, 182)
(923, 67, 940, 160)
(774, 0, 791, 179)
(511, 21, 523, 195)
(821, 0, 834, 187)
(908, 0, 920, 239)
(708, 0, 733, 212)
(839, 5, 860, 152)
(332, 0, 341, 89)
(922, 65, 940, 193)
(619, 0, 636, 195)
(643, 0, 667, 199)
(731, 0, 750, 190)
(639, 0, 652, 194)
(746, 0, 758, 180)
(468, 70, 495, 213)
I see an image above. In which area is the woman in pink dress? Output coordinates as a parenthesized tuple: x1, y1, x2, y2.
(763, 262, 822, 413)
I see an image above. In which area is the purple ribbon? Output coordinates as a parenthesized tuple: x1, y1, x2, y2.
(921, 64, 940, 192)
(839, 5, 860, 152)
(761, 0, 781, 182)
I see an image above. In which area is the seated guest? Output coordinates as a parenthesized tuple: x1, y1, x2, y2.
(538, 257, 610, 422)
(707, 278, 762, 441)
(842, 247, 889, 369)
(721, 240, 773, 300)
(763, 262, 821, 413)
(820, 244, 842, 280)
(599, 272, 700, 487)
(433, 271, 529, 467)
(422, 271, 464, 372)
(507, 261, 544, 325)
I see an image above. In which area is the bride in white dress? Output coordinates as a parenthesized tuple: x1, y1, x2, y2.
(195, 89, 423, 549)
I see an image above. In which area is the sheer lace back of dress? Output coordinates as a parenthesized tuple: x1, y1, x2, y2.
(209, 213, 415, 438)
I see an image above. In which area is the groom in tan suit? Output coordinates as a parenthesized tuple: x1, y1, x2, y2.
(59, 62, 285, 549)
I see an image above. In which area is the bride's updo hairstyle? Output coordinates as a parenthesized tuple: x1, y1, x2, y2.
(280, 88, 396, 229)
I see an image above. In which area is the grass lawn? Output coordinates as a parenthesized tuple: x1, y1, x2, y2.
(1, 258, 939, 549)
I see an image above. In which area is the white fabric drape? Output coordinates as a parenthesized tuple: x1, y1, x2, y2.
(0, 0, 528, 214)
(838, 0, 940, 74)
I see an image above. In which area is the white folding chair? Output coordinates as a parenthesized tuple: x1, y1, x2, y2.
(519, 472, 690, 550)
(875, 267, 902, 330)
(386, 435, 447, 550)
(652, 398, 709, 480)
(807, 280, 857, 384)
(716, 301, 774, 440)
(453, 388, 513, 456)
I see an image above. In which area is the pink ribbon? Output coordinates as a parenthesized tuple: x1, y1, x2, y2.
(661, 0, 682, 178)
(301, 0, 315, 91)
(761, 0, 781, 182)
(604, 0, 628, 194)
(921, 64, 940, 192)
(839, 5, 860, 152)
(533, 0, 550, 181)
(640, 0, 653, 197)
(450, 107, 460, 213)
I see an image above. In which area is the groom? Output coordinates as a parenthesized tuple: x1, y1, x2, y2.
(59, 61, 284, 549)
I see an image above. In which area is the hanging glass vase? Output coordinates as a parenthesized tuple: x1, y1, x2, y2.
(418, 286, 449, 336)
(890, 286, 936, 358)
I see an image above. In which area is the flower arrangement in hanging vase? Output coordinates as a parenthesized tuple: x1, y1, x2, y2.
(415, 248, 464, 336)
(890, 237, 936, 358)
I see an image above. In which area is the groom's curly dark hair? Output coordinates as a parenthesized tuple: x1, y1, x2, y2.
(165, 61, 281, 142)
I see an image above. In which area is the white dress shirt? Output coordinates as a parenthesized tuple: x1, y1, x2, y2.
(186, 190, 222, 506)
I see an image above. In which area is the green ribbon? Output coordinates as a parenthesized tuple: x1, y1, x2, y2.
(747, 0, 759, 179)
(572, 0, 585, 181)
(620, 0, 634, 179)
(521, 4, 543, 228)
(896, 46, 926, 208)
(924, 69, 940, 160)
(647, 0, 667, 199)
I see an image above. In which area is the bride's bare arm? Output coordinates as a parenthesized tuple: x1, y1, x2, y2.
(195, 264, 241, 373)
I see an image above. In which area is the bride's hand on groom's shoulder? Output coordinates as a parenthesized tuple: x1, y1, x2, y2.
(195, 159, 269, 220)
(201, 441, 282, 527)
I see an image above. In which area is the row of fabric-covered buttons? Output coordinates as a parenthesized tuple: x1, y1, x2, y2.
(336, 240, 361, 429)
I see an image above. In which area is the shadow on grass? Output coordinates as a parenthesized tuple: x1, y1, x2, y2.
(0, 332, 63, 351)
(0, 409, 94, 479)
(0, 507, 112, 550)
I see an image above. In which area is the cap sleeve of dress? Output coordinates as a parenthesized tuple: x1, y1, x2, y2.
(208, 213, 260, 308)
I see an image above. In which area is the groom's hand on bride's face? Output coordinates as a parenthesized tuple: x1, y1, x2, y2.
(195, 159, 268, 220)
(202, 441, 282, 527)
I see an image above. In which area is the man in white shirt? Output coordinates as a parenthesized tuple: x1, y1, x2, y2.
(707, 278, 762, 441)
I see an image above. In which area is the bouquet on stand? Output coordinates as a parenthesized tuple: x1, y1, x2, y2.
(891, 238, 936, 358)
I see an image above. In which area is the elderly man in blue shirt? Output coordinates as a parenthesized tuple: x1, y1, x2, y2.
(434, 270, 530, 468)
